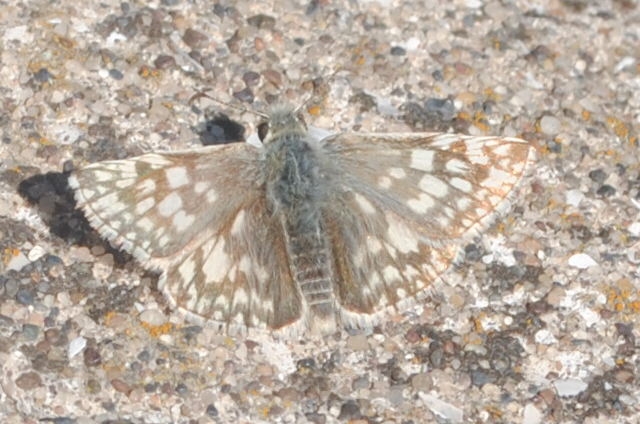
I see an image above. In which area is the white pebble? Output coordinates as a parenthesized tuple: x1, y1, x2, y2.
(523, 403, 543, 424)
(27, 245, 47, 262)
(7, 251, 29, 272)
(68, 336, 87, 359)
(420, 393, 463, 423)
(139, 309, 167, 326)
(565, 189, 584, 207)
(540, 116, 561, 135)
(628, 222, 640, 237)
(553, 378, 588, 397)
(568, 253, 598, 269)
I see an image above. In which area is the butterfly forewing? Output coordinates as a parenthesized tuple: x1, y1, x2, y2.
(69, 143, 306, 332)
(320, 133, 533, 325)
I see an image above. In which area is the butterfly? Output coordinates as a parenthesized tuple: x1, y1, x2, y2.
(69, 104, 534, 337)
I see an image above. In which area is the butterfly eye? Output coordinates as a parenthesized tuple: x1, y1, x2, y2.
(257, 121, 270, 142)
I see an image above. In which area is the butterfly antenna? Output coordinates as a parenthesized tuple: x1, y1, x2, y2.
(294, 93, 315, 115)
(189, 89, 269, 119)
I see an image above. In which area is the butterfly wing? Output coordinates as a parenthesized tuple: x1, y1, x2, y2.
(320, 132, 534, 326)
(69, 144, 304, 333)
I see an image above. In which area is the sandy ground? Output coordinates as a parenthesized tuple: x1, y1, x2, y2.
(1, 0, 639, 423)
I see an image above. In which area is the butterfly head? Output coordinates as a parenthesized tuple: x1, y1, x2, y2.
(257, 104, 308, 144)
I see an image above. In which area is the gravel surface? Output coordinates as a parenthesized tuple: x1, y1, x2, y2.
(1, 0, 639, 423)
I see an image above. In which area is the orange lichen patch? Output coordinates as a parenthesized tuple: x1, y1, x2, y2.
(472, 111, 491, 133)
(53, 35, 76, 50)
(581, 109, 591, 121)
(606, 116, 634, 142)
(485, 405, 504, 419)
(307, 105, 322, 116)
(138, 65, 160, 79)
(456, 111, 472, 122)
(605, 278, 640, 317)
(483, 87, 501, 102)
(259, 406, 271, 418)
(104, 311, 118, 323)
(3, 248, 20, 264)
(494, 221, 507, 233)
(534, 118, 542, 133)
(472, 316, 486, 333)
(141, 321, 173, 337)
(27, 61, 52, 75)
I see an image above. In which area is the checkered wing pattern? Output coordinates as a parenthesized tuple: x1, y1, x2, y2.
(320, 133, 533, 327)
(70, 144, 304, 332)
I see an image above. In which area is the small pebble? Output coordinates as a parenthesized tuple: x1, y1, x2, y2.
(568, 253, 598, 269)
(16, 288, 35, 305)
(154, 54, 176, 69)
(345, 334, 369, 351)
(522, 403, 543, 424)
(182, 28, 209, 50)
(596, 185, 616, 197)
(588, 169, 607, 184)
(111, 378, 132, 395)
(83, 346, 102, 367)
(7, 251, 29, 272)
(539, 115, 561, 135)
(390, 46, 406, 56)
(27, 245, 47, 262)
(553, 378, 588, 396)
(420, 393, 463, 423)
(139, 309, 167, 326)
(15, 372, 42, 390)
(68, 336, 87, 359)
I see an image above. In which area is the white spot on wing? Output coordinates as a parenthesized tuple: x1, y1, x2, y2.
(367, 237, 383, 254)
(386, 213, 419, 253)
(407, 193, 434, 214)
(203, 238, 230, 283)
(445, 158, 470, 173)
(178, 256, 196, 284)
(389, 167, 406, 179)
(493, 143, 514, 156)
(354, 193, 376, 214)
(165, 167, 190, 188)
(158, 192, 183, 217)
(378, 176, 392, 189)
(483, 168, 516, 188)
(115, 178, 135, 188)
(137, 217, 154, 232)
(410, 149, 435, 172)
(383, 266, 401, 283)
(137, 179, 156, 196)
(172, 210, 195, 232)
(231, 210, 246, 235)
(136, 197, 155, 214)
(93, 170, 113, 182)
(418, 175, 448, 198)
(450, 177, 472, 193)
(194, 181, 208, 194)
(232, 287, 249, 309)
(206, 189, 217, 204)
